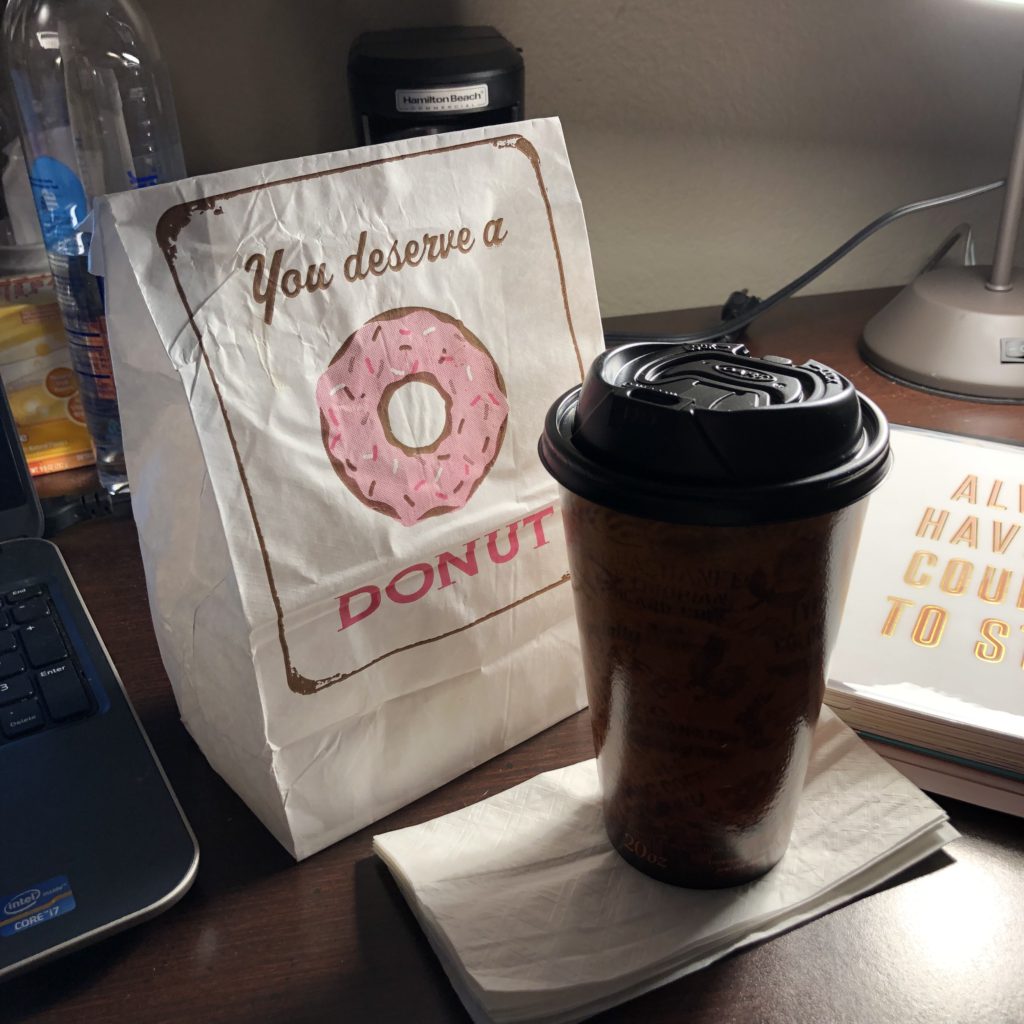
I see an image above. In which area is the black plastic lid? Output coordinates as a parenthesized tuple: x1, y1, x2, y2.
(539, 341, 891, 525)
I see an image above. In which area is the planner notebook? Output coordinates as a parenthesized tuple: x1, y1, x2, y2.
(827, 425, 1024, 814)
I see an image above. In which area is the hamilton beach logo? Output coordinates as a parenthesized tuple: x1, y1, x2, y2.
(4, 889, 41, 916)
(395, 84, 490, 112)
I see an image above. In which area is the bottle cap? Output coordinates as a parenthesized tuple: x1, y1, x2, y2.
(539, 342, 891, 525)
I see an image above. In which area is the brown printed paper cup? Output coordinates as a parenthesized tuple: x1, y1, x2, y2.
(539, 342, 890, 887)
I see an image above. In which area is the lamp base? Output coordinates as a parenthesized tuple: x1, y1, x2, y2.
(862, 265, 1024, 402)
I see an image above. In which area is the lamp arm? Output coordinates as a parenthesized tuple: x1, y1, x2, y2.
(988, 73, 1024, 292)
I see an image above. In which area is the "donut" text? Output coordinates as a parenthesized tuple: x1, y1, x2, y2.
(337, 505, 554, 630)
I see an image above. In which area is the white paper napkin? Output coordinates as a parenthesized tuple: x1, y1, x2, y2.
(374, 707, 957, 1024)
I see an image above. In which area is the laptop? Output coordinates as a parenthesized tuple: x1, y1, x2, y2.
(0, 378, 198, 981)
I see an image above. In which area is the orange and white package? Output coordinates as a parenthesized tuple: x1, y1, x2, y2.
(0, 271, 94, 475)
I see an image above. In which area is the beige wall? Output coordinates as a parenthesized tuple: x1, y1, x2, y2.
(140, 0, 1024, 315)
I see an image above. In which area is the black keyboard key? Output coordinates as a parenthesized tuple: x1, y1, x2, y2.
(0, 673, 33, 706)
(4, 584, 42, 604)
(1, 698, 44, 738)
(0, 651, 24, 679)
(0, 607, 8, 628)
(11, 597, 48, 624)
(0, 629, 16, 654)
(37, 663, 90, 721)
(20, 621, 67, 667)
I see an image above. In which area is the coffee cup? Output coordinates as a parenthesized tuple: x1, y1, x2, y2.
(539, 342, 890, 887)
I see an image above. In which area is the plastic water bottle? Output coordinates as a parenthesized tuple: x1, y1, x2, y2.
(3, 0, 185, 494)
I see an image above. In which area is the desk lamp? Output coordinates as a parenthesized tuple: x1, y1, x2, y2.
(862, 76, 1024, 401)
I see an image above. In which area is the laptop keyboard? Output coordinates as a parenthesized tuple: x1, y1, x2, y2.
(0, 583, 95, 742)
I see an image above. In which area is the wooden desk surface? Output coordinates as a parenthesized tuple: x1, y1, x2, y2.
(8, 289, 1024, 1024)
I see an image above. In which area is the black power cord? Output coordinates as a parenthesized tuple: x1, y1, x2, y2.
(717, 289, 763, 340)
(603, 179, 1006, 347)
(41, 489, 131, 538)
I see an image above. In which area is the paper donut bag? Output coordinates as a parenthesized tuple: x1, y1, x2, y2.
(92, 119, 604, 858)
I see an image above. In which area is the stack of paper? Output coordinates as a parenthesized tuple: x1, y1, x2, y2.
(374, 708, 957, 1024)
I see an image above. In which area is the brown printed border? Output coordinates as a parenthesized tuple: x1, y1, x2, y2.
(156, 134, 585, 695)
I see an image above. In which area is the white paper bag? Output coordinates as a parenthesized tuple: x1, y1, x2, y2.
(93, 119, 604, 858)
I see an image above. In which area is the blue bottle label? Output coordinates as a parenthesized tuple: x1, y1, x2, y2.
(128, 170, 160, 188)
(28, 156, 89, 249)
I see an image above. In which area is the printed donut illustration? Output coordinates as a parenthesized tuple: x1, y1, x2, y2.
(316, 307, 509, 526)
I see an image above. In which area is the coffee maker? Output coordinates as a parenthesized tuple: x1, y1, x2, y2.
(348, 26, 524, 145)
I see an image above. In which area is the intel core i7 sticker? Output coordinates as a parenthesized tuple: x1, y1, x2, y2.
(1, 876, 76, 937)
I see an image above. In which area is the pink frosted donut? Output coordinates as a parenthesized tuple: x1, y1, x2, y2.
(316, 307, 509, 526)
